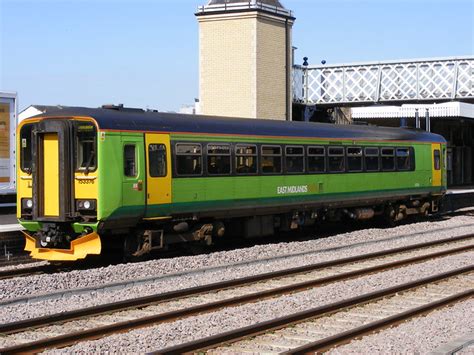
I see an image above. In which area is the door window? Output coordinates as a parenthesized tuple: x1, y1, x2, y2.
(149, 144, 167, 177)
(124, 145, 137, 177)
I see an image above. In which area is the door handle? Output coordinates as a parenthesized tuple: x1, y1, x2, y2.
(133, 180, 143, 191)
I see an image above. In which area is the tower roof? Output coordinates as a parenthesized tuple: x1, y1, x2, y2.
(197, 0, 293, 18)
(207, 0, 285, 7)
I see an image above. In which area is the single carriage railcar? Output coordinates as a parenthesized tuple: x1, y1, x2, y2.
(17, 106, 447, 261)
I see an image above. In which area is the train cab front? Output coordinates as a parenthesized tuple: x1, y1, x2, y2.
(17, 117, 102, 261)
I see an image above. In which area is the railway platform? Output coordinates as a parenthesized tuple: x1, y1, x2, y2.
(442, 186, 474, 213)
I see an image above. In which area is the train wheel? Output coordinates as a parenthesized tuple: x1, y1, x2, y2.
(383, 205, 399, 227)
(123, 233, 144, 262)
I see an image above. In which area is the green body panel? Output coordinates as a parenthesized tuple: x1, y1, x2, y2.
(97, 131, 145, 221)
(95, 132, 445, 225)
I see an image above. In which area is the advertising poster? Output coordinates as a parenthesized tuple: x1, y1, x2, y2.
(0, 103, 10, 183)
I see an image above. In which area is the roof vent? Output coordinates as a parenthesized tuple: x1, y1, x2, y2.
(101, 104, 144, 113)
(101, 104, 124, 110)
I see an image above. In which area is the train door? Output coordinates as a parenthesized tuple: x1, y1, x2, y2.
(42, 133, 60, 216)
(122, 135, 145, 212)
(145, 133, 171, 211)
(33, 120, 74, 221)
(432, 143, 442, 186)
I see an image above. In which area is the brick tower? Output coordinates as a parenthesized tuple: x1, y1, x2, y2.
(196, 0, 295, 120)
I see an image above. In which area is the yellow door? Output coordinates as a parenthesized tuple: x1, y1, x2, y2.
(432, 144, 442, 186)
(145, 133, 172, 206)
(43, 133, 60, 216)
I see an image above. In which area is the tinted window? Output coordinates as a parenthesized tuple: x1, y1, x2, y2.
(236, 144, 257, 174)
(365, 147, 380, 172)
(176, 143, 202, 176)
(207, 143, 231, 175)
(328, 147, 345, 172)
(20, 124, 33, 173)
(285, 146, 304, 173)
(261, 145, 282, 174)
(347, 147, 362, 172)
(307, 146, 325, 173)
(76, 123, 97, 172)
(397, 148, 410, 171)
(124, 145, 136, 177)
(149, 144, 167, 177)
(381, 148, 395, 171)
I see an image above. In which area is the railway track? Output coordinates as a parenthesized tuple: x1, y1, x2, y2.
(158, 268, 473, 354)
(0, 234, 473, 353)
(0, 263, 56, 280)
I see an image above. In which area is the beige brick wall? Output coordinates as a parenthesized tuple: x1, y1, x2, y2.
(256, 16, 288, 120)
(198, 12, 293, 120)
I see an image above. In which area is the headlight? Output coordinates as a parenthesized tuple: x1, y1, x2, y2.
(21, 198, 33, 210)
(76, 200, 96, 211)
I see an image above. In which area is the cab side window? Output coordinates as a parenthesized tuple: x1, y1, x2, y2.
(20, 124, 33, 173)
(149, 144, 167, 177)
(124, 145, 137, 177)
(434, 149, 441, 170)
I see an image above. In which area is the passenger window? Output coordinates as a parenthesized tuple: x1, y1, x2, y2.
(397, 148, 410, 171)
(261, 145, 282, 174)
(148, 144, 167, 177)
(285, 146, 304, 173)
(434, 149, 441, 170)
(347, 147, 362, 172)
(236, 144, 257, 174)
(76, 123, 97, 172)
(381, 148, 395, 171)
(207, 143, 231, 175)
(328, 147, 345, 172)
(176, 143, 202, 176)
(124, 145, 137, 177)
(307, 146, 325, 173)
(20, 124, 33, 173)
(364, 147, 380, 172)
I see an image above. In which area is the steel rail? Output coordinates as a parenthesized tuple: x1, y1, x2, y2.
(0, 247, 473, 354)
(286, 289, 474, 354)
(0, 264, 56, 280)
(154, 266, 474, 354)
(1, 234, 472, 335)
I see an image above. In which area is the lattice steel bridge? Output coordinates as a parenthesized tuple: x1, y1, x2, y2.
(292, 56, 474, 107)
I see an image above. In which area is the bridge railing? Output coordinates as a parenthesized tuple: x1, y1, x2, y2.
(293, 57, 474, 106)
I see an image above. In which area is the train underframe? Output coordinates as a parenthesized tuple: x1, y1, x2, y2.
(22, 194, 443, 261)
(118, 194, 442, 261)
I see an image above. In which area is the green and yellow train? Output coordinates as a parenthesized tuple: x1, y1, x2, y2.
(17, 106, 447, 261)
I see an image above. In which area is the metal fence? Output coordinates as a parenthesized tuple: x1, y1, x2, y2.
(293, 57, 474, 106)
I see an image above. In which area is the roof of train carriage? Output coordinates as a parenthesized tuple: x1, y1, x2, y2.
(26, 105, 446, 143)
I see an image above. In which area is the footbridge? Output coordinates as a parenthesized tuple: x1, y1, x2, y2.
(292, 56, 474, 106)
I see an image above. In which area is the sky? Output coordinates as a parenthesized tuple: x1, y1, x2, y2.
(0, 0, 473, 112)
